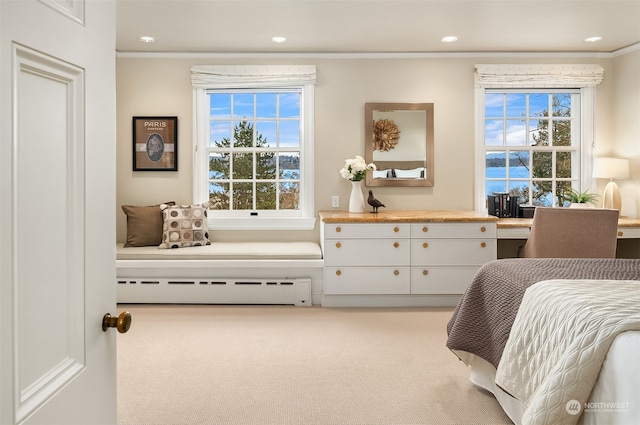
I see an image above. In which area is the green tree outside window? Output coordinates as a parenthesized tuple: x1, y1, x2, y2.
(209, 120, 299, 210)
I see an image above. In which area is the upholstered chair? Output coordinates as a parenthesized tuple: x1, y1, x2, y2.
(520, 207, 619, 258)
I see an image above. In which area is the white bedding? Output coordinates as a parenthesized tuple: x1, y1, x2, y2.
(470, 331, 640, 425)
(470, 279, 640, 425)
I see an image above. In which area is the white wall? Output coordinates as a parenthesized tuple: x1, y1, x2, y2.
(116, 53, 638, 243)
(610, 49, 640, 218)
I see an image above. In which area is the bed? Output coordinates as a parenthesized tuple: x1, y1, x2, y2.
(446, 258, 640, 425)
(371, 160, 426, 179)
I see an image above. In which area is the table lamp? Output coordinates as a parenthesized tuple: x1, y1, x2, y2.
(592, 157, 630, 213)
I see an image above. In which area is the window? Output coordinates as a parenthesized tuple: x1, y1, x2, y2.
(192, 66, 316, 230)
(473, 64, 604, 213)
(483, 90, 581, 207)
(207, 90, 301, 211)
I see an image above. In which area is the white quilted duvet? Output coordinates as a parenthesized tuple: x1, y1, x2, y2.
(495, 279, 640, 425)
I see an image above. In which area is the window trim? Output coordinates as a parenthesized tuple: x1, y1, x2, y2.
(191, 66, 316, 230)
(473, 64, 603, 213)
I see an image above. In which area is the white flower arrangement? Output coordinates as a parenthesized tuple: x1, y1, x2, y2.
(340, 155, 376, 181)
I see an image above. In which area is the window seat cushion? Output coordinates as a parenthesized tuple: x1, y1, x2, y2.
(116, 242, 322, 261)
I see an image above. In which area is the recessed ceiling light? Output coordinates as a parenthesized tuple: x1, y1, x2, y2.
(441, 36, 458, 43)
(272, 36, 287, 43)
(139, 36, 155, 43)
(584, 36, 602, 43)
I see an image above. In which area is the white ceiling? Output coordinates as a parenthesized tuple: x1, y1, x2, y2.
(116, 0, 640, 55)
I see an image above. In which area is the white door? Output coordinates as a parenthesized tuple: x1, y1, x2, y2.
(1, 1, 118, 424)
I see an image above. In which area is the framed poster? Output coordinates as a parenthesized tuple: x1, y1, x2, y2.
(132, 116, 178, 171)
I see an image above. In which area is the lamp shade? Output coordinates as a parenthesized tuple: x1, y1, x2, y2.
(593, 157, 630, 179)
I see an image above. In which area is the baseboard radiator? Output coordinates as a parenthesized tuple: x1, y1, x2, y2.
(117, 277, 312, 306)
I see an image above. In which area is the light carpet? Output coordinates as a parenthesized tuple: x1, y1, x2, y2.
(117, 305, 512, 425)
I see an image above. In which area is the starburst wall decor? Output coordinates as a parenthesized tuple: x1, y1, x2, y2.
(372, 119, 400, 151)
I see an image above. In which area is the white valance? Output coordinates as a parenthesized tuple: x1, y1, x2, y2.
(474, 64, 604, 88)
(191, 65, 316, 89)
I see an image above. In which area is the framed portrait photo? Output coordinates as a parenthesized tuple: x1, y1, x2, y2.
(132, 116, 178, 171)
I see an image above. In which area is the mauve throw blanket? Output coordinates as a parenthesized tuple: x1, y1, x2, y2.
(446, 258, 640, 369)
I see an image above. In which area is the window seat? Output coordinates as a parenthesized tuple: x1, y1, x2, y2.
(116, 242, 322, 260)
(116, 242, 323, 306)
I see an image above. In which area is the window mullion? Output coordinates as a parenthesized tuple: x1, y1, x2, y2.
(480, 88, 582, 209)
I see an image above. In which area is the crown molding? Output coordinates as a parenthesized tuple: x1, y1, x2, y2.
(116, 50, 619, 60)
(611, 43, 640, 57)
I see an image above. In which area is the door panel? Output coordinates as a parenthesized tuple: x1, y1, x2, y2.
(14, 44, 86, 423)
(1, 0, 117, 424)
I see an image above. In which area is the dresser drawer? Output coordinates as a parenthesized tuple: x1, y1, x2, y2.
(324, 267, 411, 294)
(324, 223, 410, 239)
(410, 266, 479, 294)
(410, 238, 496, 265)
(324, 239, 411, 266)
(410, 223, 496, 239)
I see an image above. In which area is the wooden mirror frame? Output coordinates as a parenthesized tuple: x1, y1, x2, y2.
(365, 103, 434, 187)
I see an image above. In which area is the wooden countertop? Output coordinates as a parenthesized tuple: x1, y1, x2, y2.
(318, 210, 499, 223)
(497, 216, 640, 228)
(318, 210, 640, 228)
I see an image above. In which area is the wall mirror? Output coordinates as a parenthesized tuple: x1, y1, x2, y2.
(365, 102, 434, 187)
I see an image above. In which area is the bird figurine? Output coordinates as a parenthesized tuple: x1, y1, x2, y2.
(367, 190, 386, 213)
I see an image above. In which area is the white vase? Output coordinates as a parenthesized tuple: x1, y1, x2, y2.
(349, 180, 365, 213)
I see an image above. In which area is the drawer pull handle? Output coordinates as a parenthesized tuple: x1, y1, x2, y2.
(394, 242, 399, 248)
(422, 226, 428, 233)
(480, 242, 487, 248)
(480, 226, 486, 232)
(618, 231, 624, 237)
(423, 242, 429, 249)
(335, 242, 342, 248)
(336, 226, 341, 233)
(422, 269, 429, 276)
(393, 270, 399, 276)
(393, 226, 399, 233)
(336, 270, 342, 276)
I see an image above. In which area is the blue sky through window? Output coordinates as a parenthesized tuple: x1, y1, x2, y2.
(209, 91, 301, 148)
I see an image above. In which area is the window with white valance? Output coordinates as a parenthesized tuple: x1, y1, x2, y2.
(474, 64, 604, 213)
(191, 65, 317, 230)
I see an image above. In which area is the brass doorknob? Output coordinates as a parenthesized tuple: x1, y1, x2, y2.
(102, 311, 132, 333)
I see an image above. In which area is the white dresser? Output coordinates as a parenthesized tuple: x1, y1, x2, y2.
(319, 210, 498, 307)
(323, 222, 412, 295)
